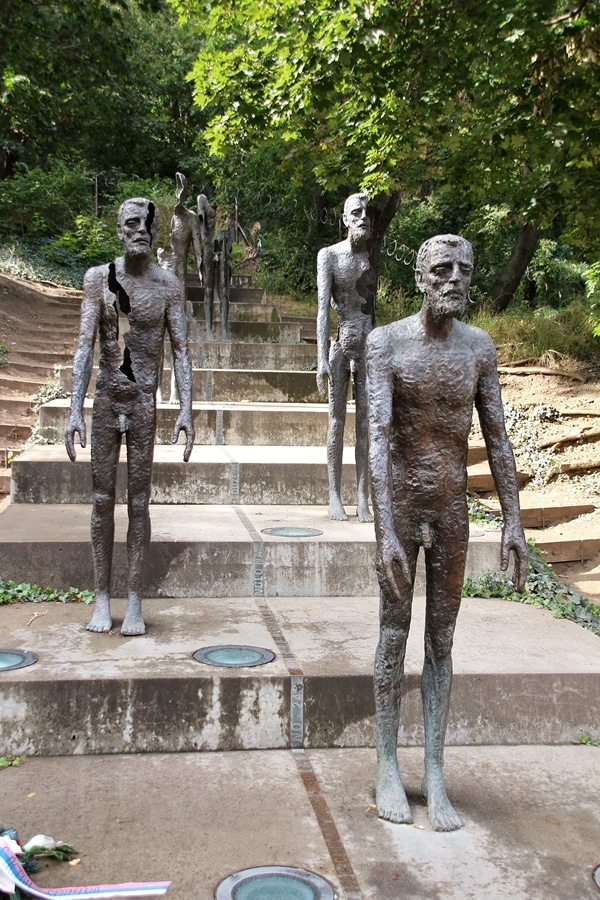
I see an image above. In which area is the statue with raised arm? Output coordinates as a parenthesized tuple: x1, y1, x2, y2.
(366, 234, 528, 831)
(316, 192, 375, 522)
(65, 198, 195, 636)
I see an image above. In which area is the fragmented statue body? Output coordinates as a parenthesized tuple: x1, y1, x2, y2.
(366, 234, 528, 830)
(317, 193, 376, 522)
(65, 198, 195, 636)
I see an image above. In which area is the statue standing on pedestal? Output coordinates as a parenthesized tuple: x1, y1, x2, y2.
(366, 233, 528, 830)
(197, 193, 231, 343)
(316, 192, 375, 522)
(65, 198, 195, 636)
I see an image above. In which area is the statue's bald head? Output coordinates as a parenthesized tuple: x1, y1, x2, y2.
(117, 198, 159, 247)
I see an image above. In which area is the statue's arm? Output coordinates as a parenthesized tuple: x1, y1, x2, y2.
(475, 337, 528, 590)
(190, 215, 203, 276)
(65, 267, 101, 461)
(166, 280, 195, 461)
(316, 248, 333, 396)
(366, 329, 411, 594)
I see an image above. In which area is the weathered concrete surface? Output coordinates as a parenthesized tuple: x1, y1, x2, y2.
(189, 320, 302, 344)
(59, 367, 326, 403)
(38, 400, 347, 446)
(0, 593, 598, 755)
(11, 445, 488, 505)
(0, 502, 504, 596)
(1, 750, 600, 898)
(200, 341, 316, 370)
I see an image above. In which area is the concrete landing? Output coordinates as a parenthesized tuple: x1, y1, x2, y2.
(1, 593, 599, 756)
(0, 502, 504, 597)
(3, 745, 600, 899)
(11, 444, 490, 506)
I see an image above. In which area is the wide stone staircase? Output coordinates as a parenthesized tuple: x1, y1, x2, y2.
(0, 276, 599, 763)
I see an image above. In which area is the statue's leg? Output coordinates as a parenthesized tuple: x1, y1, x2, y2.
(220, 289, 230, 343)
(204, 265, 216, 342)
(421, 500, 468, 831)
(375, 532, 419, 823)
(121, 399, 155, 636)
(352, 360, 373, 523)
(87, 397, 121, 633)
(326, 344, 350, 520)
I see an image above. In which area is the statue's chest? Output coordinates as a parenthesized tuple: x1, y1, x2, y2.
(392, 344, 479, 409)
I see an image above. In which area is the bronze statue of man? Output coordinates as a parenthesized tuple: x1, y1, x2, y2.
(366, 234, 528, 831)
(65, 198, 195, 636)
(317, 192, 375, 522)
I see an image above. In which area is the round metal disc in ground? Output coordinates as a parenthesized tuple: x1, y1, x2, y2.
(261, 527, 323, 538)
(593, 864, 600, 889)
(0, 649, 37, 672)
(193, 645, 275, 668)
(215, 866, 335, 900)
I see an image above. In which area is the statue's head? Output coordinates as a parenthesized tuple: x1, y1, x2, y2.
(415, 234, 473, 319)
(343, 192, 371, 243)
(117, 198, 159, 258)
(175, 172, 189, 205)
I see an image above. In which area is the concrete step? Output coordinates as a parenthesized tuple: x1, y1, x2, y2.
(0, 372, 50, 394)
(0, 502, 503, 597)
(0, 592, 598, 756)
(482, 495, 597, 529)
(6, 349, 74, 366)
(189, 300, 281, 323)
(187, 284, 266, 304)
(10, 444, 497, 506)
(58, 367, 326, 404)
(190, 321, 303, 344)
(199, 341, 316, 370)
(38, 399, 346, 446)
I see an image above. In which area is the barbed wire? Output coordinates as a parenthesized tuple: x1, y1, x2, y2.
(382, 236, 417, 268)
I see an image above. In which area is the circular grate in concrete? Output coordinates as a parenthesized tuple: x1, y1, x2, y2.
(215, 866, 335, 899)
(261, 527, 323, 538)
(0, 649, 37, 672)
(193, 645, 275, 668)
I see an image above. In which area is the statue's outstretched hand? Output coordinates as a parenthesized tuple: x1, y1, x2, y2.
(316, 360, 332, 397)
(65, 413, 86, 462)
(501, 522, 529, 593)
(379, 532, 411, 601)
(172, 412, 195, 462)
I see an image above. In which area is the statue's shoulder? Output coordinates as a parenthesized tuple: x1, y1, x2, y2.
(150, 262, 181, 293)
(82, 262, 110, 293)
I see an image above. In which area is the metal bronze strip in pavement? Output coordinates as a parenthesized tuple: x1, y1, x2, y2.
(234, 506, 364, 896)
(293, 749, 365, 900)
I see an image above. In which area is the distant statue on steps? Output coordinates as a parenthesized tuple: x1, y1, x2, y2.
(65, 197, 194, 636)
(158, 172, 203, 403)
(316, 192, 375, 523)
(367, 233, 528, 831)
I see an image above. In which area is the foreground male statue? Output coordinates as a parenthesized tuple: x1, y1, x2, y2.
(366, 234, 527, 830)
(317, 192, 376, 522)
(65, 198, 195, 635)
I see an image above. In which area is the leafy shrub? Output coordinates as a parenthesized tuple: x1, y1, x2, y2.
(0, 161, 94, 236)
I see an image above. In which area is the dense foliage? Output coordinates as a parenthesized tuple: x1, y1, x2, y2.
(0, 0, 599, 333)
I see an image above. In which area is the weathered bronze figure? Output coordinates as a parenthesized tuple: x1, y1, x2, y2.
(317, 192, 375, 522)
(65, 198, 194, 635)
(366, 234, 528, 830)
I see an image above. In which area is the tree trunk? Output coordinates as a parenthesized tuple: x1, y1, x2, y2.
(486, 222, 541, 312)
(366, 190, 402, 284)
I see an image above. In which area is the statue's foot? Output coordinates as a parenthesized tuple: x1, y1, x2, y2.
(328, 497, 349, 521)
(86, 595, 112, 633)
(221, 330, 230, 343)
(422, 770, 463, 832)
(376, 761, 413, 824)
(206, 329, 216, 342)
(121, 596, 146, 636)
(357, 502, 374, 523)
(168, 394, 179, 405)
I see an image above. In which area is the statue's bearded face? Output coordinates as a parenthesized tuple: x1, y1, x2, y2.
(117, 200, 158, 258)
(343, 196, 371, 243)
(417, 239, 473, 320)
